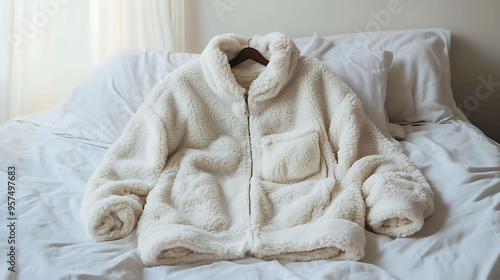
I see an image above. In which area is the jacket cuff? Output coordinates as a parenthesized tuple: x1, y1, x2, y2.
(82, 196, 142, 241)
(366, 197, 425, 238)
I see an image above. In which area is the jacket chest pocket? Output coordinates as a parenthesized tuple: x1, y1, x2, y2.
(260, 129, 321, 184)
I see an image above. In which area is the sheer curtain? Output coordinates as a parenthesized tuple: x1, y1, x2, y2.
(0, 0, 184, 125)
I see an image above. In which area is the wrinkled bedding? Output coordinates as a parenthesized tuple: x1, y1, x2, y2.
(0, 101, 498, 279)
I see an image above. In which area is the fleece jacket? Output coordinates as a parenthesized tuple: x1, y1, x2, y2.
(80, 32, 434, 266)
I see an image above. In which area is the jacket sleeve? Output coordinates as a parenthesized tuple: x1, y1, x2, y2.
(326, 70, 434, 238)
(80, 87, 171, 242)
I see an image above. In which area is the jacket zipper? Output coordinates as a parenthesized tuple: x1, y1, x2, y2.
(244, 93, 253, 218)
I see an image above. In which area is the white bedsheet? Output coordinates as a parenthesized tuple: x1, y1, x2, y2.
(0, 106, 499, 279)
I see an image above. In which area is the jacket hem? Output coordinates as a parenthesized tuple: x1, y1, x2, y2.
(137, 224, 248, 266)
(252, 218, 366, 261)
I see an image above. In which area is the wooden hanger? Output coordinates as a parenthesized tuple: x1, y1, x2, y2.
(229, 39, 269, 67)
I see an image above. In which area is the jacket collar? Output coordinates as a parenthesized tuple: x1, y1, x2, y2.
(200, 32, 300, 102)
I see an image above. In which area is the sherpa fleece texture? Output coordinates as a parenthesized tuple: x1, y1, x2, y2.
(80, 32, 434, 266)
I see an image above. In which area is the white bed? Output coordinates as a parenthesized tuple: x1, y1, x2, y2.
(0, 30, 499, 280)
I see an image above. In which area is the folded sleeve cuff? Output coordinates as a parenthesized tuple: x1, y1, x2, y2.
(81, 196, 142, 241)
(366, 197, 425, 238)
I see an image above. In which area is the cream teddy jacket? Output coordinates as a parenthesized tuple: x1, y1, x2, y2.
(80, 32, 434, 266)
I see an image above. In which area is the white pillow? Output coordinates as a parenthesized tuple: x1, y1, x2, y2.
(299, 34, 405, 139)
(52, 49, 198, 143)
(55, 33, 420, 142)
(305, 28, 456, 124)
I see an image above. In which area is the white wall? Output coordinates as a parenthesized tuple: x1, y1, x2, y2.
(183, 0, 500, 142)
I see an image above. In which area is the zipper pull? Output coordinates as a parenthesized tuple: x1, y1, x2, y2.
(244, 93, 250, 116)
